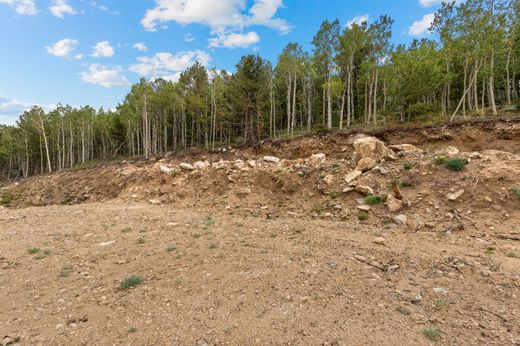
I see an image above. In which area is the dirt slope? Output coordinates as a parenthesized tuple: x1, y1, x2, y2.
(0, 118, 519, 345)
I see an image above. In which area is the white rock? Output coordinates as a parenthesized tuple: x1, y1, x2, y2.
(447, 189, 464, 201)
(322, 174, 334, 185)
(394, 214, 408, 225)
(344, 170, 362, 184)
(353, 137, 390, 161)
(357, 205, 371, 212)
(263, 156, 280, 164)
(373, 237, 386, 245)
(179, 163, 195, 170)
(355, 185, 374, 196)
(356, 157, 377, 172)
(160, 165, 175, 174)
(99, 240, 116, 247)
(193, 161, 208, 170)
(247, 160, 257, 168)
(444, 146, 460, 156)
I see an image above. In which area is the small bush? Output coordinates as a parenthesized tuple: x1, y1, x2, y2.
(364, 195, 382, 205)
(512, 187, 520, 200)
(0, 191, 14, 206)
(35, 249, 51, 260)
(121, 227, 132, 233)
(166, 246, 176, 253)
(204, 216, 215, 229)
(423, 327, 440, 341)
(208, 242, 218, 249)
(120, 275, 143, 289)
(358, 211, 369, 221)
(128, 327, 137, 333)
(485, 247, 495, 255)
(136, 237, 145, 244)
(506, 251, 518, 258)
(403, 162, 414, 170)
(433, 155, 447, 166)
(28, 247, 40, 254)
(59, 265, 73, 277)
(329, 191, 338, 199)
(445, 158, 467, 172)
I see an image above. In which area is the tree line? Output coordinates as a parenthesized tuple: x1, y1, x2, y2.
(1, 0, 519, 179)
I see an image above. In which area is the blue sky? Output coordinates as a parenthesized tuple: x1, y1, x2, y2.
(0, 0, 445, 125)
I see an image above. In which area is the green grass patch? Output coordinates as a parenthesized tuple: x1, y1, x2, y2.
(35, 249, 51, 260)
(28, 247, 40, 254)
(506, 251, 518, 258)
(208, 242, 218, 249)
(329, 191, 338, 199)
(423, 327, 440, 341)
(512, 187, 520, 200)
(0, 191, 14, 206)
(59, 265, 73, 278)
(364, 195, 382, 205)
(445, 157, 467, 172)
(121, 227, 132, 233)
(485, 247, 495, 255)
(403, 162, 414, 170)
(358, 211, 369, 221)
(120, 275, 143, 290)
(136, 237, 145, 244)
(433, 155, 447, 166)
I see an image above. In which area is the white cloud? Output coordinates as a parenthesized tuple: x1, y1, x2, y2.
(133, 42, 147, 52)
(141, 0, 290, 48)
(0, 0, 36, 15)
(419, 0, 464, 7)
(129, 50, 211, 80)
(80, 64, 130, 88)
(184, 33, 195, 42)
(0, 96, 55, 125)
(49, 0, 76, 18)
(91, 41, 115, 57)
(45, 38, 79, 58)
(74, 53, 83, 60)
(346, 14, 369, 28)
(408, 13, 435, 36)
(209, 31, 259, 48)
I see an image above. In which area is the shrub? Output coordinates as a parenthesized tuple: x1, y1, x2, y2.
(59, 265, 73, 277)
(0, 191, 14, 206)
(329, 191, 338, 199)
(364, 195, 382, 205)
(423, 327, 440, 341)
(506, 251, 518, 258)
(358, 211, 369, 221)
(28, 247, 40, 254)
(403, 162, 414, 170)
(445, 158, 467, 172)
(120, 275, 143, 289)
(512, 187, 520, 200)
(434, 155, 447, 166)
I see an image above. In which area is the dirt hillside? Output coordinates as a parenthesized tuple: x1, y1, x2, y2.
(1, 118, 519, 345)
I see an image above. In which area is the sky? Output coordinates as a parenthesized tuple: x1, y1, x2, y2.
(0, 0, 447, 125)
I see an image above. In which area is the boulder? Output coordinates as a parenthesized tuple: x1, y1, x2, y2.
(353, 137, 390, 161)
(344, 170, 362, 185)
(389, 144, 423, 154)
(355, 185, 374, 196)
(444, 146, 460, 156)
(356, 157, 377, 172)
(160, 165, 175, 174)
(179, 163, 195, 171)
(394, 214, 408, 225)
(309, 153, 326, 165)
(193, 161, 209, 170)
(322, 174, 334, 185)
(263, 156, 280, 164)
(386, 194, 403, 212)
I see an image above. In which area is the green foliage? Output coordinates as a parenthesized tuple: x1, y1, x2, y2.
(364, 195, 382, 205)
(403, 162, 414, 170)
(358, 211, 369, 221)
(208, 242, 218, 249)
(445, 158, 467, 172)
(512, 187, 520, 200)
(136, 237, 145, 244)
(35, 249, 51, 260)
(506, 251, 518, 258)
(423, 327, 440, 341)
(0, 191, 14, 206)
(59, 265, 73, 278)
(28, 247, 40, 254)
(485, 247, 495, 255)
(120, 275, 143, 289)
(434, 155, 447, 165)
(329, 191, 338, 199)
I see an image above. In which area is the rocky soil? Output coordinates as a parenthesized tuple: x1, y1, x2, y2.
(0, 119, 519, 345)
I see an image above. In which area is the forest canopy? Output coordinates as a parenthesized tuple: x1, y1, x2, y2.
(1, 0, 519, 179)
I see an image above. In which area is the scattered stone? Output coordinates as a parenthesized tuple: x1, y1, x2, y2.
(385, 194, 403, 212)
(322, 174, 334, 185)
(236, 188, 252, 196)
(247, 160, 257, 168)
(99, 240, 116, 247)
(193, 161, 209, 170)
(179, 163, 195, 171)
(148, 199, 161, 205)
(354, 255, 367, 263)
(353, 137, 390, 161)
(356, 157, 377, 172)
(309, 153, 326, 164)
(344, 170, 362, 184)
(394, 214, 408, 225)
(397, 305, 412, 316)
(444, 146, 460, 156)
(373, 237, 386, 245)
(165, 222, 178, 228)
(355, 185, 374, 196)
(343, 186, 355, 193)
(160, 165, 175, 174)
(373, 165, 389, 174)
(433, 287, 449, 295)
(357, 205, 371, 212)
(263, 156, 280, 164)
(447, 189, 464, 201)
(389, 144, 423, 154)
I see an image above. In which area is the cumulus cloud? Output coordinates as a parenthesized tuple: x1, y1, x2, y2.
(45, 38, 79, 58)
(209, 31, 259, 48)
(133, 42, 147, 52)
(408, 13, 435, 36)
(80, 64, 130, 88)
(91, 41, 115, 57)
(129, 50, 211, 81)
(0, 0, 37, 15)
(141, 0, 290, 49)
(419, 0, 464, 7)
(346, 14, 369, 28)
(0, 96, 55, 125)
(49, 0, 76, 18)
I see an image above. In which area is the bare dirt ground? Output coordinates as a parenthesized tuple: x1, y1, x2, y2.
(1, 118, 520, 345)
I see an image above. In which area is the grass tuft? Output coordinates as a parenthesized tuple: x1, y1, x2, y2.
(445, 157, 467, 172)
(120, 275, 143, 290)
(423, 327, 440, 341)
(364, 195, 382, 205)
(403, 162, 414, 170)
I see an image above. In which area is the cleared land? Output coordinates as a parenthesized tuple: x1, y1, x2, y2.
(1, 119, 519, 345)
